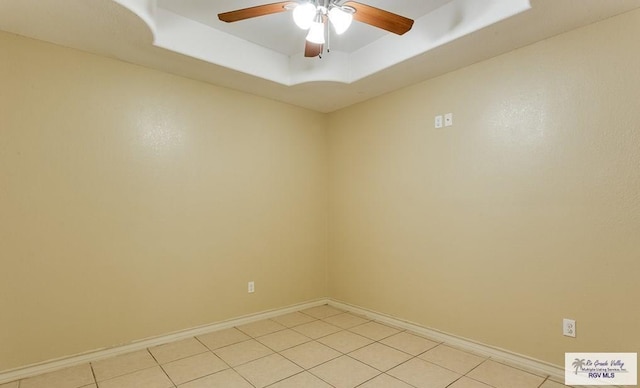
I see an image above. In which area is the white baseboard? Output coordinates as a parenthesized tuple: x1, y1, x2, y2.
(0, 298, 329, 385)
(327, 299, 568, 383)
(2, 297, 597, 387)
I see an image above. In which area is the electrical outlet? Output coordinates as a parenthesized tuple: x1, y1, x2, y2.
(248, 281, 255, 293)
(563, 318, 576, 337)
(444, 113, 453, 127)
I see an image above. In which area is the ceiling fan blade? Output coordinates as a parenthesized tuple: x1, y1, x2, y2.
(218, 1, 295, 23)
(344, 1, 414, 35)
(305, 41, 323, 57)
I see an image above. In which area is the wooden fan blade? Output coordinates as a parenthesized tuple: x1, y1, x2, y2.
(305, 41, 323, 57)
(344, 1, 414, 35)
(219, 1, 295, 23)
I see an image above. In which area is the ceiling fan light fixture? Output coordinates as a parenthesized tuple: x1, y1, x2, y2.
(218, 1, 415, 58)
(292, 2, 316, 30)
(328, 6, 353, 35)
(306, 19, 325, 44)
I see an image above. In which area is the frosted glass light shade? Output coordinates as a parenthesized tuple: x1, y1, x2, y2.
(293, 3, 316, 30)
(306, 21, 325, 44)
(328, 7, 353, 35)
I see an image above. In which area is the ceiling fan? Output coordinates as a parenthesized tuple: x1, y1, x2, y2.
(218, 1, 414, 58)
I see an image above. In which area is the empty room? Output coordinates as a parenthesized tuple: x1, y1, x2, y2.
(1, 0, 638, 387)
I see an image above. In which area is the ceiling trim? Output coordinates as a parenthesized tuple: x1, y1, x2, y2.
(5, 0, 637, 112)
(115, 0, 531, 86)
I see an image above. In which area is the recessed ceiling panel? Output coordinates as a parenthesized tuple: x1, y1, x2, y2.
(158, 0, 451, 55)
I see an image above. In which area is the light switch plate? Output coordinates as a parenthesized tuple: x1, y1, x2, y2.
(435, 115, 443, 128)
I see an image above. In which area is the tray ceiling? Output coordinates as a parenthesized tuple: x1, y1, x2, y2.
(1, 0, 639, 112)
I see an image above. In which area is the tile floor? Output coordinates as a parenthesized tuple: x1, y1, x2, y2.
(2, 305, 575, 388)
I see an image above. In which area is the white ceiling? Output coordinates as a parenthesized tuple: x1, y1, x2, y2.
(158, 0, 452, 56)
(1, 0, 640, 112)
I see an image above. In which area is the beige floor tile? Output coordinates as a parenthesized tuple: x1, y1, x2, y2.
(150, 337, 209, 364)
(81, 385, 97, 388)
(418, 345, 486, 374)
(177, 369, 252, 388)
(310, 355, 380, 388)
(494, 358, 548, 377)
(301, 305, 344, 319)
(213, 339, 273, 367)
(19, 364, 95, 388)
(358, 373, 415, 388)
(0, 382, 19, 388)
(388, 358, 461, 388)
(317, 330, 373, 353)
(380, 332, 439, 356)
(466, 360, 545, 388)
(235, 353, 303, 388)
(267, 371, 333, 388)
(162, 351, 228, 385)
(349, 321, 401, 341)
(292, 320, 342, 339)
(349, 343, 412, 372)
(547, 376, 569, 384)
(256, 328, 311, 351)
(322, 313, 370, 329)
(448, 376, 493, 388)
(271, 312, 317, 328)
(280, 341, 342, 369)
(92, 350, 157, 381)
(197, 328, 250, 351)
(540, 379, 571, 387)
(97, 366, 173, 388)
(237, 319, 286, 338)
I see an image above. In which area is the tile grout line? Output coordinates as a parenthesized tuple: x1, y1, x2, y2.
(236, 319, 290, 338)
(155, 363, 177, 388)
(464, 357, 490, 375)
(192, 335, 211, 351)
(538, 376, 551, 387)
(145, 348, 178, 388)
(230, 364, 258, 388)
(443, 375, 467, 388)
(143, 347, 179, 388)
(304, 365, 339, 388)
(461, 358, 500, 388)
(157, 341, 234, 388)
(89, 362, 98, 388)
(260, 370, 304, 388)
(91, 364, 161, 386)
(375, 355, 421, 387)
(349, 369, 383, 388)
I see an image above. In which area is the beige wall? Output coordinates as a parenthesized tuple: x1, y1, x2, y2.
(0, 32, 328, 371)
(328, 9, 640, 366)
(2, 7, 640, 373)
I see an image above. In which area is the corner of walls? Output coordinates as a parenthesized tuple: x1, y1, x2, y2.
(322, 112, 332, 300)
